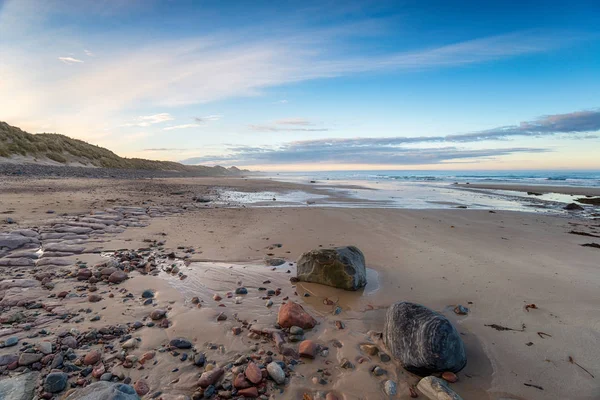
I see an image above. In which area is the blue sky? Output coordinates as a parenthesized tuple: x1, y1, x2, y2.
(1, 0, 599, 170)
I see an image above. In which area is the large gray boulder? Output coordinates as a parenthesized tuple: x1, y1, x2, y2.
(64, 382, 139, 400)
(0, 372, 39, 400)
(296, 246, 367, 291)
(383, 302, 466, 375)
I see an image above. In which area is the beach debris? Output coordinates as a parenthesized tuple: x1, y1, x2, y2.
(568, 356, 595, 378)
(485, 323, 526, 332)
(569, 230, 600, 238)
(417, 376, 463, 400)
(296, 245, 367, 290)
(384, 302, 467, 375)
(537, 332, 552, 339)
(454, 305, 469, 315)
(524, 383, 544, 390)
(581, 243, 600, 249)
(524, 303, 537, 312)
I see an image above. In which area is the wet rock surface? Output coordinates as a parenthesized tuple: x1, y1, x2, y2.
(296, 245, 367, 290)
(383, 302, 467, 375)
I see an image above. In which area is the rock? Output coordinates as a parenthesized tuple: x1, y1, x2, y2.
(237, 387, 259, 398)
(245, 361, 262, 384)
(88, 294, 102, 303)
(19, 352, 43, 366)
(383, 380, 397, 397)
(299, 340, 317, 359)
(64, 381, 139, 400)
(383, 302, 467, 375)
(216, 312, 227, 321)
(37, 341, 53, 354)
(100, 373, 113, 381)
(265, 257, 286, 267)
(266, 362, 286, 384)
(62, 336, 78, 348)
(108, 271, 127, 284)
(296, 245, 367, 290)
(84, 350, 102, 365)
(290, 326, 304, 335)
(44, 371, 69, 393)
(198, 367, 224, 388)
(0, 354, 18, 366)
(340, 358, 354, 369)
(0, 371, 39, 400)
(372, 366, 387, 376)
(234, 374, 251, 389)
(453, 305, 469, 315)
(441, 371, 458, 383)
(277, 302, 317, 329)
(417, 376, 463, 400)
(170, 338, 192, 349)
(122, 338, 137, 349)
(149, 309, 166, 320)
(3, 336, 18, 347)
(134, 379, 150, 396)
(565, 203, 584, 211)
(194, 353, 206, 367)
(77, 269, 93, 281)
(360, 343, 379, 356)
(235, 287, 248, 295)
(141, 290, 154, 298)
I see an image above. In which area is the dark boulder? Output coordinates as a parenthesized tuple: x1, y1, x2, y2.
(296, 246, 367, 291)
(383, 302, 466, 375)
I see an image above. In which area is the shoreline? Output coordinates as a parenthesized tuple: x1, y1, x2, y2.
(1, 176, 599, 399)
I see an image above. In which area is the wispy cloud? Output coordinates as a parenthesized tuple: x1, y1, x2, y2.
(122, 113, 174, 127)
(274, 118, 312, 126)
(58, 56, 84, 64)
(84, 49, 94, 57)
(274, 99, 288, 104)
(181, 109, 600, 166)
(164, 124, 200, 130)
(249, 125, 329, 132)
(194, 115, 222, 123)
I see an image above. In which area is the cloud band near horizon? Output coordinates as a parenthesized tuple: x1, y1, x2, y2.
(179, 109, 600, 166)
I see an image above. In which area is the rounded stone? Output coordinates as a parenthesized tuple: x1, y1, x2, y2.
(296, 245, 367, 290)
(84, 350, 102, 365)
(44, 372, 68, 393)
(169, 338, 192, 349)
(266, 361, 286, 384)
(383, 302, 466, 375)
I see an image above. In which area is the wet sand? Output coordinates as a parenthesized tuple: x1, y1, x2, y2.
(1, 176, 599, 400)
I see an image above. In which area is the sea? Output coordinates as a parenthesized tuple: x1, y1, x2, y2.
(217, 170, 600, 216)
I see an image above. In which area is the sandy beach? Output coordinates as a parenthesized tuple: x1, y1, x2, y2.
(1, 176, 599, 400)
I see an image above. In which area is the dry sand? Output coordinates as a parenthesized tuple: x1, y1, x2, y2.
(1, 176, 599, 399)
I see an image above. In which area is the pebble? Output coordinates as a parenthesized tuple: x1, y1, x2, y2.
(194, 353, 206, 367)
(372, 366, 387, 376)
(134, 379, 150, 396)
(170, 338, 192, 349)
(245, 361, 262, 384)
(383, 380, 397, 396)
(216, 312, 227, 321)
(44, 372, 68, 393)
(379, 353, 391, 362)
(62, 336, 78, 348)
(232, 327, 242, 335)
(149, 309, 167, 320)
(299, 340, 317, 359)
(88, 294, 102, 303)
(265, 300, 273, 307)
(289, 326, 304, 335)
(19, 353, 43, 366)
(142, 289, 155, 298)
(340, 358, 354, 369)
(360, 343, 379, 356)
(100, 373, 113, 381)
(108, 270, 128, 283)
(267, 361, 286, 384)
(454, 305, 469, 315)
(237, 387, 259, 398)
(3, 337, 18, 347)
(235, 287, 248, 295)
(442, 371, 459, 383)
(84, 350, 102, 365)
(122, 338, 138, 349)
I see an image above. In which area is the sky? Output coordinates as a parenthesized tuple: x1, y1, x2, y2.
(1, 0, 600, 171)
